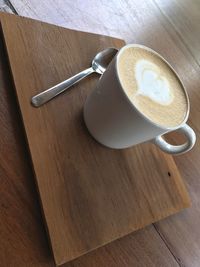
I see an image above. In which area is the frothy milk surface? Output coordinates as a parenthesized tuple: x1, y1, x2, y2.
(117, 47, 188, 128)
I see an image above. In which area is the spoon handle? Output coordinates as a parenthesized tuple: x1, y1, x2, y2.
(31, 67, 94, 107)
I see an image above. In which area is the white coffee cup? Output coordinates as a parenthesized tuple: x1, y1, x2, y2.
(83, 44, 196, 155)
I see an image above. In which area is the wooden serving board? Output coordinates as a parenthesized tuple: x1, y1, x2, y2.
(0, 13, 190, 266)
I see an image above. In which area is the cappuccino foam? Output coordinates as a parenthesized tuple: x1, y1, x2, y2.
(117, 47, 188, 128)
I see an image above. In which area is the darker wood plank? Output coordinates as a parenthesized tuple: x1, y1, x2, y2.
(68, 226, 179, 267)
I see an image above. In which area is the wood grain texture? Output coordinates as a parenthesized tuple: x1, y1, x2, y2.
(2, 0, 200, 266)
(68, 226, 179, 267)
(0, 0, 15, 13)
(9, 0, 139, 41)
(154, 0, 200, 65)
(8, 0, 186, 44)
(1, 13, 190, 265)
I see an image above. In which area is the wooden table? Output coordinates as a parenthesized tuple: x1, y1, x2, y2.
(1, 1, 200, 266)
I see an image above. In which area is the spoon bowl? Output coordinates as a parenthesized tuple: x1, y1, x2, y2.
(92, 47, 118, 74)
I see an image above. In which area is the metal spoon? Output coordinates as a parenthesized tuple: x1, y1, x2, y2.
(31, 47, 118, 107)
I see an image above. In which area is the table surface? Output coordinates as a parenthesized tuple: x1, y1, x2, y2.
(0, 1, 200, 266)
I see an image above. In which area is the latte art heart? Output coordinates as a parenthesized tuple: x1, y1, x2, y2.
(135, 59, 174, 105)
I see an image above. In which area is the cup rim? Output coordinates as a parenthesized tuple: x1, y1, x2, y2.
(115, 44, 190, 131)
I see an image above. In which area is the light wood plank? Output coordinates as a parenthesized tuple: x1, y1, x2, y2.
(9, 0, 187, 43)
(10, 0, 141, 41)
(154, 0, 200, 65)
(0, 0, 14, 13)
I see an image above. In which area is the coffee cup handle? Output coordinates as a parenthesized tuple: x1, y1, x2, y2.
(152, 124, 196, 155)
